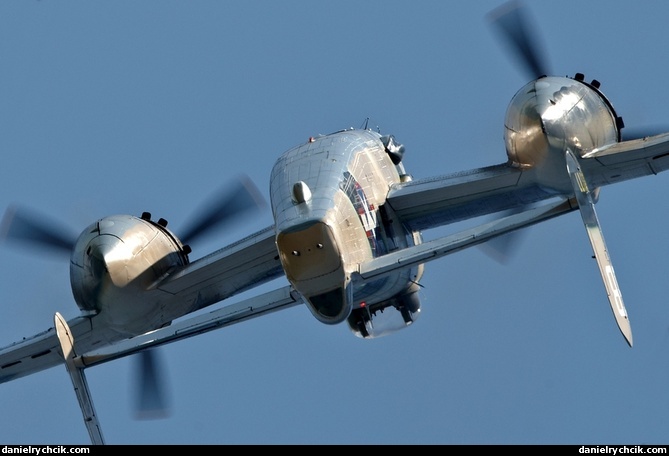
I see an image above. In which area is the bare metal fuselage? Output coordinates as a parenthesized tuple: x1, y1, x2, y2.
(271, 129, 423, 336)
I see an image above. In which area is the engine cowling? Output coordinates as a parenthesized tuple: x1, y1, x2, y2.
(69, 213, 190, 335)
(503, 74, 622, 193)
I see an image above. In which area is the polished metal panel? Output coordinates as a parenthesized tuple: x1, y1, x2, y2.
(505, 76, 619, 191)
(69, 214, 189, 336)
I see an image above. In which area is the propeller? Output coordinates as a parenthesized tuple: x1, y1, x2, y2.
(478, 2, 556, 265)
(477, 208, 529, 264)
(179, 175, 266, 246)
(134, 348, 171, 420)
(0, 205, 77, 255)
(486, 0, 550, 81)
(0, 175, 266, 418)
(488, 1, 669, 142)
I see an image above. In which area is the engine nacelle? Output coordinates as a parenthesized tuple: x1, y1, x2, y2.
(503, 74, 622, 193)
(347, 283, 421, 339)
(69, 213, 190, 335)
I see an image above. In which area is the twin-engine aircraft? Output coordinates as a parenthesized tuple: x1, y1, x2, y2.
(3, 2, 669, 444)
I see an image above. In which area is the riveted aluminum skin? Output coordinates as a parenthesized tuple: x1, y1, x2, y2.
(270, 129, 421, 325)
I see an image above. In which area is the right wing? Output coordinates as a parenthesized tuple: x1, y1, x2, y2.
(0, 286, 301, 385)
(386, 162, 547, 232)
(360, 196, 577, 281)
(0, 316, 91, 383)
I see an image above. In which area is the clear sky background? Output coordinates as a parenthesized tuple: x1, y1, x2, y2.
(2, 0, 669, 445)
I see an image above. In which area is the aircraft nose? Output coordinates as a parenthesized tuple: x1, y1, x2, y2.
(276, 220, 351, 325)
(276, 220, 342, 283)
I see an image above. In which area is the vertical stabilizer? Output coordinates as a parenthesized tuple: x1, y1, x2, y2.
(54, 312, 105, 445)
(565, 150, 632, 347)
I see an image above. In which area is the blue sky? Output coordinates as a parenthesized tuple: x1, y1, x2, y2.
(2, 0, 669, 445)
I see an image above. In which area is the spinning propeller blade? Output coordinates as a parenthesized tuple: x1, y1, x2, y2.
(488, 1, 669, 142)
(180, 175, 266, 246)
(54, 312, 105, 445)
(0, 205, 76, 255)
(487, 0, 550, 80)
(478, 208, 529, 265)
(134, 349, 171, 420)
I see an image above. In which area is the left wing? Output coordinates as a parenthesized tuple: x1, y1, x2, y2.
(387, 133, 669, 232)
(581, 132, 669, 186)
(360, 196, 576, 281)
(385, 162, 543, 232)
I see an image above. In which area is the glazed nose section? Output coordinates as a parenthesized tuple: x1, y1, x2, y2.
(276, 220, 350, 324)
